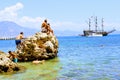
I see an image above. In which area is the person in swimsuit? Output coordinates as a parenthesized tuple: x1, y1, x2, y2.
(15, 32, 24, 48)
(41, 19, 48, 33)
(8, 51, 18, 63)
(47, 23, 54, 35)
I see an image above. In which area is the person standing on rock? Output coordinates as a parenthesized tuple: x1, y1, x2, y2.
(15, 32, 24, 48)
(41, 19, 48, 33)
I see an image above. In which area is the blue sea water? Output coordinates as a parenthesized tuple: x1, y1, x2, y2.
(0, 40, 16, 53)
(1, 35, 120, 80)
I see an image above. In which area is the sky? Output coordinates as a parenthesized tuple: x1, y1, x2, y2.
(0, 0, 120, 36)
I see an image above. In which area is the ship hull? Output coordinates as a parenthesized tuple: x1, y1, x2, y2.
(83, 30, 108, 37)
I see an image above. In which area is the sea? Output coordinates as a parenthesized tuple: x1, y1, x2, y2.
(0, 35, 120, 80)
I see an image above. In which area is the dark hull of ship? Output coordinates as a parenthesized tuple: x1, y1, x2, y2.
(82, 30, 108, 37)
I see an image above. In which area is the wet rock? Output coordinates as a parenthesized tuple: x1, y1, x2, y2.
(15, 32, 59, 62)
(0, 51, 25, 73)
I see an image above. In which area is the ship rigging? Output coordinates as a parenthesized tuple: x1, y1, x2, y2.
(81, 16, 116, 37)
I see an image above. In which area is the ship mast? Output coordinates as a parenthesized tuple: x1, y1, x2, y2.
(95, 16, 98, 32)
(101, 18, 104, 32)
(89, 18, 91, 31)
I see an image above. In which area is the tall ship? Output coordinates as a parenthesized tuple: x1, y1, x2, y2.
(81, 16, 116, 37)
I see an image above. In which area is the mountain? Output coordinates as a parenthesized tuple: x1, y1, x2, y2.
(0, 21, 38, 38)
(54, 30, 81, 36)
(0, 21, 81, 37)
(0, 21, 118, 38)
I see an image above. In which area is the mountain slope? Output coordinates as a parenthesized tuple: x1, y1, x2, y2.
(0, 21, 38, 37)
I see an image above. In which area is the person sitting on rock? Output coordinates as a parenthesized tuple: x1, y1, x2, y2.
(15, 32, 24, 48)
(8, 51, 18, 63)
(41, 19, 48, 33)
(47, 23, 54, 35)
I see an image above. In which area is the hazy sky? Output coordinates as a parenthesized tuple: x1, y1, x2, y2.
(0, 0, 120, 35)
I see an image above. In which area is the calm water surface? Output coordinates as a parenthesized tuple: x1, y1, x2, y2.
(0, 35, 120, 80)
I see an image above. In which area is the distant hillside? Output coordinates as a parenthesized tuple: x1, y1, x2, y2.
(0, 21, 38, 37)
(54, 30, 81, 36)
(0, 21, 92, 37)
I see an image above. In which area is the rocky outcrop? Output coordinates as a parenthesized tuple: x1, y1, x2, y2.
(0, 51, 25, 73)
(15, 32, 59, 62)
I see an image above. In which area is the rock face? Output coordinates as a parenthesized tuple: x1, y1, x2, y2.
(15, 32, 59, 61)
(0, 51, 24, 73)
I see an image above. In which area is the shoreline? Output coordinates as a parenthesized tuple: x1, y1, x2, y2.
(0, 37, 16, 40)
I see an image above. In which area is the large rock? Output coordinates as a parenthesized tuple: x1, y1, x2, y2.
(15, 32, 59, 61)
(0, 51, 25, 73)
